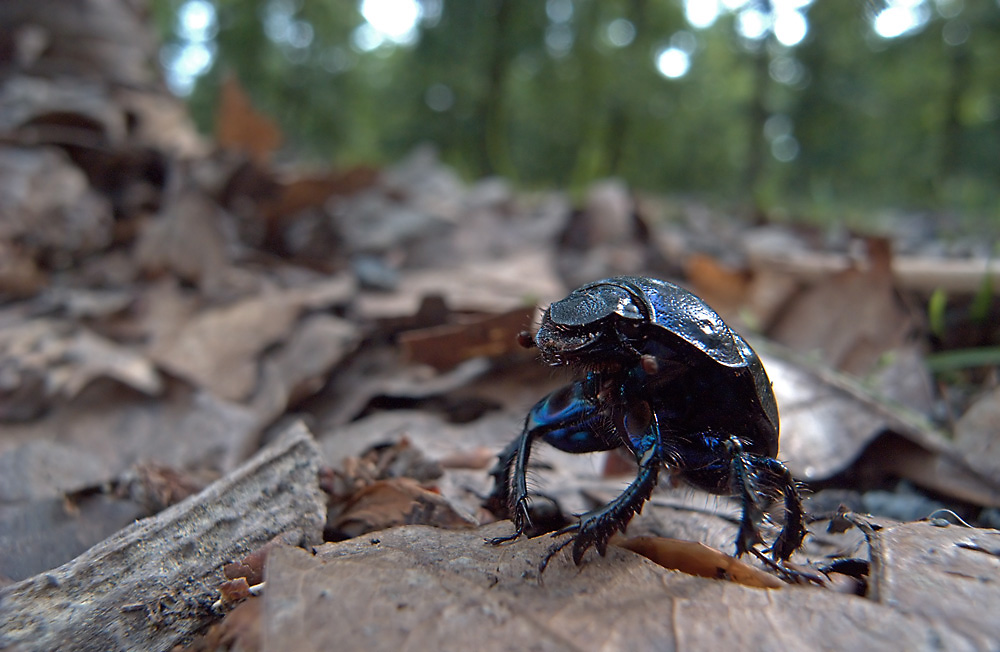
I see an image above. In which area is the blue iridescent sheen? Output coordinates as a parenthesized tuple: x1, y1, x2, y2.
(486, 276, 806, 568)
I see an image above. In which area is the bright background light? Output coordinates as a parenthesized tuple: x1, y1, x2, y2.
(873, 1, 932, 39)
(360, 0, 422, 45)
(685, 0, 812, 47)
(163, 0, 218, 95)
(656, 47, 691, 79)
(685, 0, 721, 29)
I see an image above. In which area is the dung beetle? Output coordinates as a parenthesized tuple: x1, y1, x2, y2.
(486, 276, 805, 568)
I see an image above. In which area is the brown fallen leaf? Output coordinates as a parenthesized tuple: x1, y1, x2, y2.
(0, 377, 260, 482)
(685, 253, 751, 321)
(218, 577, 252, 604)
(0, 492, 146, 582)
(742, 266, 800, 331)
(112, 462, 207, 513)
(952, 385, 1000, 482)
(355, 250, 564, 319)
(327, 477, 476, 540)
(614, 535, 784, 589)
(177, 598, 261, 652)
(870, 521, 1000, 649)
(767, 238, 915, 375)
(0, 240, 46, 299)
(0, 145, 113, 266)
(260, 524, 970, 651)
(759, 343, 994, 494)
(148, 276, 355, 402)
(223, 529, 306, 586)
(216, 75, 282, 164)
(399, 306, 536, 372)
(0, 318, 162, 421)
(250, 313, 359, 422)
(134, 189, 231, 293)
(438, 446, 496, 470)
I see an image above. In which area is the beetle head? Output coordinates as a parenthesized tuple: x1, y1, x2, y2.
(534, 282, 646, 366)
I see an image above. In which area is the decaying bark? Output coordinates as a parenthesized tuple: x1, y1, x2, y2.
(0, 421, 326, 652)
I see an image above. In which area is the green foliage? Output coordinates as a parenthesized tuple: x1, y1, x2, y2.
(151, 0, 1000, 220)
(925, 346, 1000, 373)
(928, 288, 948, 338)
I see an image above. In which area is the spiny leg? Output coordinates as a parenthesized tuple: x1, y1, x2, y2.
(487, 416, 539, 544)
(725, 438, 806, 561)
(487, 380, 613, 545)
(748, 455, 805, 561)
(725, 437, 767, 557)
(483, 436, 520, 520)
(549, 407, 664, 567)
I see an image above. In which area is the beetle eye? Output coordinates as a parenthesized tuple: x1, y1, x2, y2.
(619, 303, 643, 320)
(697, 318, 714, 334)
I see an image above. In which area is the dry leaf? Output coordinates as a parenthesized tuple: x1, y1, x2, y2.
(356, 250, 564, 319)
(149, 276, 355, 402)
(328, 477, 476, 540)
(871, 522, 1000, 649)
(399, 306, 536, 371)
(615, 536, 785, 589)
(179, 598, 262, 652)
(0, 319, 162, 421)
(767, 239, 914, 375)
(251, 313, 359, 421)
(0, 145, 113, 265)
(0, 493, 146, 582)
(0, 378, 259, 479)
(216, 75, 282, 164)
(223, 530, 304, 587)
(685, 253, 751, 320)
(260, 524, 967, 651)
(0, 240, 46, 299)
(134, 190, 231, 292)
(952, 386, 1000, 482)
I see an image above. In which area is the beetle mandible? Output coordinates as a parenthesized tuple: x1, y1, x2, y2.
(485, 276, 806, 568)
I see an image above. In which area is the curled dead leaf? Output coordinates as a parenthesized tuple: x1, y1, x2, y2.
(222, 530, 304, 586)
(327, 477, 476, 540)
(614, 535, 784, 589)
(218, 577, 251, 604)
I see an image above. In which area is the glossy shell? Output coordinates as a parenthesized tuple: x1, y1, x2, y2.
(542, 275, 779, 439)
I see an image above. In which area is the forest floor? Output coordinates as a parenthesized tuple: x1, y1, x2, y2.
(1, 17, 1000, 650)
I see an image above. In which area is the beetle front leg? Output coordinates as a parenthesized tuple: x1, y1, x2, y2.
(486, 418, 538, 544)
(486, 380, 613, 546)
(552, 408, 664, 566)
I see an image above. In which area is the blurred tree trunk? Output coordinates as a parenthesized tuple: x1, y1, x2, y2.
(742, 42, 770, 200)
(480, 0, 515, 178)
(570, 0, 611, 186)
(939, 43, 970, 183)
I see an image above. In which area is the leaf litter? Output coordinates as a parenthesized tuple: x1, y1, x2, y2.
(1, 6, 1000, 650)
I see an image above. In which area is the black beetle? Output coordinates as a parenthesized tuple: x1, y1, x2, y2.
(485, 276, 805, 567)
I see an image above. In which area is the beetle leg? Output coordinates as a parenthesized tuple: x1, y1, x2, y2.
(747, 455, 806, 561)
(725, 437, 767, 557)
(487, 415, 538, 545)
(725, 440, 806, 561)
(552, 410, 663, 566)
(483, 436, 520, 520)
(486, 380, 613, 545)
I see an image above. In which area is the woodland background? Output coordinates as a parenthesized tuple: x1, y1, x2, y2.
(1, 1, 1000, 651)
(156, 0, 1000, 228)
